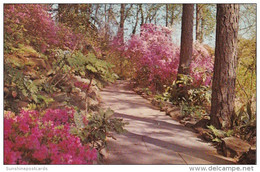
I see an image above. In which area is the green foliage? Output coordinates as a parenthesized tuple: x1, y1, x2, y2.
(163, 74, 211, 119)
(4, 63, 50, 112)
(179, 103, 207, 119)
(171, 74, 211, 105)
(207, 125, 224, 138)
(206, 125, 234, 143)
(71, 108, 128, 151)
(236, 38, 256, 104)
(168, 74, 193, 103)
(84, 53, 116, 83)
(105, 49, 134, 80)
(11, 44, 47, 60)
(200, 5, 216, 41)
(142, 87, 152, 96)
(233, 37, 256, 142)
(4, 43, 116, 114)
(57, 4, 97, 35)
(211, 137, 222, 143)
(54, 50, 117, 84)
(155, 92, 170, 102)
(207, 125, 228, 143)
(27, 103, 37, 110)
(226, 130, 234, 137)
(36, 95, 54, 106)
(4, 44, 55, 112)
(233, 100, 256, 141)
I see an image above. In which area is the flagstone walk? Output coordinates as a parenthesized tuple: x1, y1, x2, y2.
(100, 80, 235, 165)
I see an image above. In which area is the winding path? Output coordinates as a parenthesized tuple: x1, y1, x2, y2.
(100, 80, 235, 165)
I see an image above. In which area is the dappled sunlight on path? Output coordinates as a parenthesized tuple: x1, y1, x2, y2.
(100, 80, 235, 165)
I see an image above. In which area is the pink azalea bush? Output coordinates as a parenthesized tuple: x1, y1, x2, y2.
(4, 4, 81, 52)
(4, 109, 97, 164)
(110, 35, 126, 53)
(126, 24, 180, 91)
(126, 24, 214, 91)
(4, 5, 57, 51)
(191, 42, 214, 86)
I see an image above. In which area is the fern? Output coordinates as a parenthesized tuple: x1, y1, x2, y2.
(65, 51, 116, 83)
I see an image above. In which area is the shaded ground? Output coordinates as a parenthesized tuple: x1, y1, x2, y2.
(100, 80, 235, 165)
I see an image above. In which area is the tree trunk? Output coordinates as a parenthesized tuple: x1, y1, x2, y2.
(104, 4, 107, 23)
(132, 5, 139, 35)
(200, 17, 205, 43)
(58, 4, 68, 23)
(140, 4, 144, 27)
(85, 4, 92, 29)
(118, 4, 125, 43)
(195, 4, 201, 42)
(94, 4, 99, 25)
(170, 5, 175, 26)
(166, 4, 169, 27)
(210, 4, 239, 130)
(150, 7, 158, 24)
(178, 4, 194, 75)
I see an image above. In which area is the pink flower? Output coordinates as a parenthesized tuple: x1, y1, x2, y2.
(19, 122, 30, 133)
(74, 81, 89, 90)
(4, 118, 13, 139)
(32, 146, 48, 161)
(4, 140, 21, 164)
(4, 108, 96, 165)
(88, 148, 98, 160)
(125, 24, 213, 91)
(26, 134, 40, 150)
(16, 136, 26, 148)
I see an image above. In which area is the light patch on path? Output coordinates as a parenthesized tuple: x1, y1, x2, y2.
(100, 80, 235, 165)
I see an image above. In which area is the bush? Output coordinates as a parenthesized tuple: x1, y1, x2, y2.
(126, 24, 213, 92)
(71, 108, 128, 152)
(4, 5, 58, 52)
(4, 109, 97, 164)
(4, 4, 81, 53)
(163, 74, 211, 119)
(54, 50, 117, 85)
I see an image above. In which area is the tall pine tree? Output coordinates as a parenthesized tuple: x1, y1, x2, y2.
(210, 4, 240, 130)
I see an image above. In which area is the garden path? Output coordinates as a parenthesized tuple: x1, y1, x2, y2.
(100, 80, 235, 165)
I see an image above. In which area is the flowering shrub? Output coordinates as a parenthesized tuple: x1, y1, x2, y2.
(126, 24, 213, 92)
(4, 4, 57, 52)
(42, 108, 75, 125)
(4, 4, 81, 52)
(4, 109, 97, 164)
(127, 24, 179, 91)
(74, 81, 89, 90)
(110, 35, 126, 53)
(190, 42, 214, 86)
(56, 24, 82, 50)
